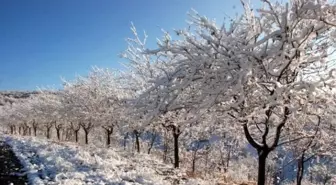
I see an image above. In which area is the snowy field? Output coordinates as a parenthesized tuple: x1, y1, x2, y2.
(2, 135, 218, 185)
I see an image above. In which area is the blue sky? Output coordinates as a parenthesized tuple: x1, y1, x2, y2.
(0, 0, 248, 91)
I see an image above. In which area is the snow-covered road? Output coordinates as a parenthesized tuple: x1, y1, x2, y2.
(0, 140, 28, 185)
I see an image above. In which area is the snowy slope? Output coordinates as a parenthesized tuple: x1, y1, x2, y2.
(3, 136, 215, 185)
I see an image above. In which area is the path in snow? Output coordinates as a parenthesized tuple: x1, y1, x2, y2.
(0, 140, 28, 185)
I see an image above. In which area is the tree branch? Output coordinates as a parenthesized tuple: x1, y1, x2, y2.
(270, 107, 290, 149)
(243, 123, 262, 149)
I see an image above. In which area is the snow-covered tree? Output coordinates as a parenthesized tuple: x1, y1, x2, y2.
(129, 1, 336, 184)
(61, 67, 128, 145)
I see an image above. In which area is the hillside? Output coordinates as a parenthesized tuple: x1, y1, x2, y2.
(0, 91, 39, 106)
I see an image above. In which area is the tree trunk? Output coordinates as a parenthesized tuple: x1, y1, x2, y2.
(46, 127, 51, 139)
(173, 132, 180, 168)
(106, 129, 112, 146)
(33, 126, 37, 136)
(123, 132, 128, 150)
(46, 122, 53, 139)
(32, 120, 37, 137)
(147, 132, 157, 154)
(23, 126, 28, 136)
(103, 126, 113, 146)
(242, 107, 289, 185)
(56, 128, 61, 141)
(134, 130, 140, 153)
(70, 122, 81, 143)
(192, 150, 197, 173)
(322, 177, 329, 185)
(55, 122, 62, 141)
(257, 150, 269, 185)
(204, 149, 209, 174)
(10, 126, 14, 135)
(163, 131, 168, 162)
(74, 130, 79, 143)
(107, 131, 111, 146)
(296, 154, 305, 185)
(309, 171, 313, 183)
(192, 142, 201, 173)
(226, 149, 231, 172)
(84, 129, 89, 144)
(80, 122, 92, 145)
(65, 128, 72, 141)
(22, 126, 25, 136)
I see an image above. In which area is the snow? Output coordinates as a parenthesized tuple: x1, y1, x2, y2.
(2, 135, 215, 185)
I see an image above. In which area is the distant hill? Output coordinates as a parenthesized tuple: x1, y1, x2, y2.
(0, 91, 39, 106)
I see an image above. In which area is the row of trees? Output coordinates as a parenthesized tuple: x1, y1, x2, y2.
(1, 0, 336, 185)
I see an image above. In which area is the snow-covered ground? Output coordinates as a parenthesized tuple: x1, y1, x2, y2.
(2, 135, 218, 185)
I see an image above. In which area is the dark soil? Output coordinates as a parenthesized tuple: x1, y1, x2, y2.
(0, 141, 28, 185)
